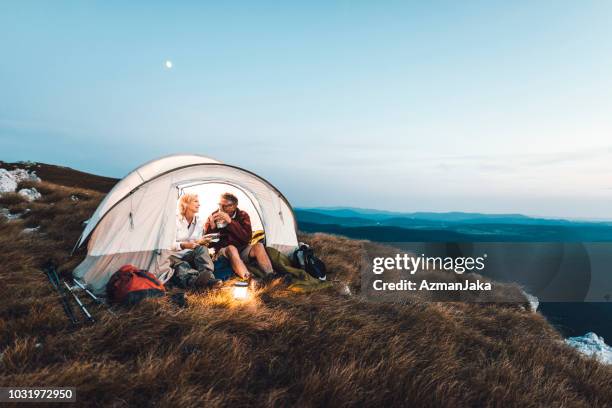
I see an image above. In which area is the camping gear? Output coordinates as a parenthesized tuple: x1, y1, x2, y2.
(73, 278, 105, 306)
(292, 244, 327, 281)
(246, 247, 333, 292)
(233, 281, 249, 300)
(73, 278, 100, 301)
(72, 278, 117, 316)
(43, 262, 79, 325)
(63, 281, 95, 323)
(72, 154, 299, 294)
(106, 264, 166, 305)
(250, 230, 265, 245)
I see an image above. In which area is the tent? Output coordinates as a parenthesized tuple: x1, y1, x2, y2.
(73, 154, 298, 293)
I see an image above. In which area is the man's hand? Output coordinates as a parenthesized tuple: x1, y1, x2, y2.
(213, 211, 232, 224)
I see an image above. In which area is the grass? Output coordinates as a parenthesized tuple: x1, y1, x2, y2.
(1, 169, 611, 407)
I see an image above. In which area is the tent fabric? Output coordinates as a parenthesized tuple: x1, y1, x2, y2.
(73, 155, 299, 293)
(77, 154, 221, 248)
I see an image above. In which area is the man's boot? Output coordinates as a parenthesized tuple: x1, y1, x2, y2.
(193, 270, 223, 290)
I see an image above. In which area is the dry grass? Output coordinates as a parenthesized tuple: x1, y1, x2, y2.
(1, 176, 611, 407)
(0, 160, 118, 193)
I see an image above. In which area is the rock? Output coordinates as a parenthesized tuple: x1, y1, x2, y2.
(0, 169, 18, 193)
(18, 187, 42, 201)
(9, 168, 41, 184)
(0, 168, 41, 194)
(0, 207, 21, 220)
(17, 160, 36, 167)
(22, 226, 40, 234)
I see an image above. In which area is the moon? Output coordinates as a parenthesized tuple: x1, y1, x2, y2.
(165, 60, 173, 69)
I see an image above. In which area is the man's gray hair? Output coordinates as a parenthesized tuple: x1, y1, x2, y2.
(221, 192, 238, 205)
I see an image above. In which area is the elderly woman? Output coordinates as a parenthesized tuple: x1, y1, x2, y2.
(170, 193, 222, 289)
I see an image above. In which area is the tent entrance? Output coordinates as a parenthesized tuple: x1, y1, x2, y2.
(178, 181, 265, 236)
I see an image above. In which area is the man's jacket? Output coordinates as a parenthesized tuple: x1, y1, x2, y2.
(205, 208, 252, 251)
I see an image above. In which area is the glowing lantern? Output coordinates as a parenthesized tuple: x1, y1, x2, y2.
(233, 281, 249, 300)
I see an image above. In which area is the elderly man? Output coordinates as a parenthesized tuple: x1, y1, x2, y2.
(205, 192, 274, 280)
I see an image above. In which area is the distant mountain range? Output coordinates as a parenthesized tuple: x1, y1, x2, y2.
(296, 207, 612, 242)
(301, 207, 533, 222)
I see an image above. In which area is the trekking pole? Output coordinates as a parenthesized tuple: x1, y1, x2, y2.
(72, 278, 117, 317)
(72, 278, 99, 301)
(50, 266, 82, 325)
(43, 262, 79, 326)
(64, 281, 95, 323)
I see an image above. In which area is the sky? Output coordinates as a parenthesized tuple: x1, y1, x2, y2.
(1, 1, 612, 219)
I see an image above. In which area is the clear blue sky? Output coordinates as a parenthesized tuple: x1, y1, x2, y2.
(2, 1, 612, 219)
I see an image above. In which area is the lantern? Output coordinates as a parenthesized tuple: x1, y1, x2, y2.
(233, 281, 249, 300)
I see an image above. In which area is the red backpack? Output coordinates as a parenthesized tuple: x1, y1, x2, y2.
(106, 264, 165, 305)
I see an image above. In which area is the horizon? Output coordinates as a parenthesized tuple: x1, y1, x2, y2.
(2, 2, 612, 218)
(4, 157, 612, 223)
(296, 206, 612, 223)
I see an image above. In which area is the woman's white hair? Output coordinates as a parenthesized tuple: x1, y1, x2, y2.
(178, 193, 198, 217)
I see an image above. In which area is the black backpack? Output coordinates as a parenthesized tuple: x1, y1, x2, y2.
(293, 244, 327, 281)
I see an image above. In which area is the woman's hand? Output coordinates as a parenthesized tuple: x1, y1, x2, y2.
(196, 236, 212, 247)
(180, 242, 198, 250)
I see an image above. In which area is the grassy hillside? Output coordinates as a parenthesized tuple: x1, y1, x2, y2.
(1, 165, 611, 407)
(0, 161, 118, 193)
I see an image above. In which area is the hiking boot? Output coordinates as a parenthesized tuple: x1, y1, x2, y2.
(170, 292, 188, 308)
(206, 279, 223, 289)
(193, 272, 222, 290)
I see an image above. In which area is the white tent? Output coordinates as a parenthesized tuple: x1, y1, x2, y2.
(73, 154, 298, 293)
